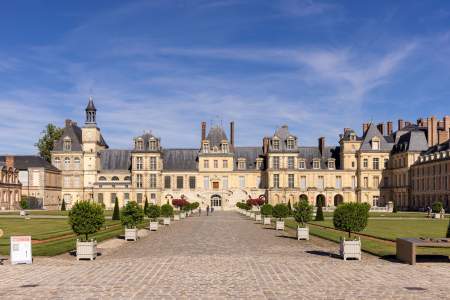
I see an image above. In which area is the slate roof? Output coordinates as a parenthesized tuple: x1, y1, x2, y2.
(269, 125, 298, 152)
(360, 123, 394, 151)
(298, 146, 341, 169)
(86, 98, 96, 111)
(163, 149, 198, 171)
(100, 150, 131, 170)
(234, 147, 264, 170)
(133, 132, 161, 151)
(0, 155, 60, 172)
(424, 140, 450, 155)
(392, 130, 428, 153)
(206, 126, 229, 148)
(53, 120, 108, 151)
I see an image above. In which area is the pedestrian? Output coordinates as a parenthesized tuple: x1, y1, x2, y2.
(211, 206, 214, 213)
(207, 205, 210, 216)
(199, 207, 202, 216)
(427, 206, 431, 218)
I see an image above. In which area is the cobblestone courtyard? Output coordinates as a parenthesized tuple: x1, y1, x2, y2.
(1, 212, 449, 299)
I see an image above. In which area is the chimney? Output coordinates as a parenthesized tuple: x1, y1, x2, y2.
(65, 119, 72, 127)
(387, 121, 393, 135)
(344, 128, 351, 134)
(318, 137, 325, 156)
(230, 121, 235, 146)
(5, 156, 14, 169)
(444, 115, 450, 131)
(427, 116, 438, 147)
(263, 137, 270, 154)
(363, 123, 369, 136)
(201, 121, 206, 141)
(398, 119, 405, 131)
(377, 123, 384, 135)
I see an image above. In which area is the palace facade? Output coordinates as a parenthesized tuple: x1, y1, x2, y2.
(0, 156, 22, 210)
(50, 97, 450, 211)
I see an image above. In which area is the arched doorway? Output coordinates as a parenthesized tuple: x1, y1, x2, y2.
(210, 194, 222, 209)
(299, 194, 308, 202)
(334, 194, 343, 206)
(316, 194, 325, 207)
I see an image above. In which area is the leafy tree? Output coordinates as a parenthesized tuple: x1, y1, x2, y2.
(147, 204, 161, 221)
(160, 204, 174, 218)
(121, 201, 144, 229)
(294, 199, 313, 227)
(69, 201, 105, 241)
(333, 203, 370, 238)
(61, 199, 66, 211)
(315, 205, 324, 221)
(260, 204, 273, 216)
(19, 199, 29, 209)
(432, 201, 443, 213)
(272, 204, 289, 220)
(35, 124, 64, 163)
(112, 198, 120, 220)
(144, 199, 149, 215)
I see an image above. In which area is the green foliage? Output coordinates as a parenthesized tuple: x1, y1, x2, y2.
(316, 195, 325, 207)
(144, 199, 149, 215)
(112, 198, 120, 220)
(146, 204, 161, 221)
(19, 199, 29, 209)
(272, 204, 289, 220)
(35, 123, 64, 163)
(68, 201, 105, 241)
(432, 202, 443, 213)
(61, 199, 66, 211)
(293, 199, 313, 227)
(287, 200, 292, 216)
(333, 203, 370, 238)
(393, 201, 398, 213)
(191, 202, 200, 210)
(182, 203, 191, 212)
(120, 201, 144, 229)
(260, 204, 273, 216)
(160, 204, 174, 217)
(315, 205, 324, 221)
(447, 219, 450, 238)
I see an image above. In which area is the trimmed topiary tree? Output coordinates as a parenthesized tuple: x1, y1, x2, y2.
(61, 199, 66, 211)
(260, 204, 273, 216)
(191, 202, 199, 210)
(294, 199, 313, 227)
(287, 200, 292, 216)
(121, 201, 144, 229)
(272, 203, 289, 221)
(144, 199, 149, 215)
(112, 198, 120, 220)
(69, 201, 105, 241)
(147, 204, 160, 221)
(161, 204, 174, 218)
(432, 201, 443, 213)
(315, 205, 324, 221)
(333, 202, 370, 238)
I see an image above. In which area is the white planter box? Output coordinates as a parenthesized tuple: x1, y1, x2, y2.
(125, 228, 138, 241)
(163, 217, 171, 225)
(276, 220, 285, 231)
(340, 238, 361, 261)
(297, 226, 309, 240)
(20, 210, 27, 216)
(255, 214, 262, 222)
(263, 217, 271, 225)
(149, 221, 159, 231)
(180, 212, 186, 219)
(249, 212, 255, 219)
(174, 214, 180, 221)
(76, 240, 97, 261)
(432, 213, 441, 219)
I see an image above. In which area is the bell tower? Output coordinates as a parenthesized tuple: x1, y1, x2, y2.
(85, 96, 97, 126)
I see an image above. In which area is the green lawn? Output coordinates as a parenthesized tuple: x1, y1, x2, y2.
(0, 210, 114, 216)
(322, 211, 438, 218)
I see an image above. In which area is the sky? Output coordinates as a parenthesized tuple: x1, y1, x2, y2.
(1, 0, 450, 154)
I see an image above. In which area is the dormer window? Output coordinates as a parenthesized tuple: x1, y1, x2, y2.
(136, 139, 144, 150)
(256, 158, 263, 170)
(203, 141, 209, 153)
(328, 159, 335, 169)
(213, 146, 218, 152)
(238, 158, 246, 170)
(221, 142, 229, 153)
(299, 160, 306, 169)
(350, 133, 356, 141)
(287, 138, 295, 150)
(273, 139, 280, 150)
(63, 137, 71, 151)
(313, 159, 320, 169)
(149, 139, 157, 151)
(371, 137, 380, 150)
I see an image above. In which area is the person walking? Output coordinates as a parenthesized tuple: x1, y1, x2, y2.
(207, 205, 210, 216)
(199, 207, 202, 216)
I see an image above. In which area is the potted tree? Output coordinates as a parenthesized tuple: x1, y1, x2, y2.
(69, 201, 105, 261)
(261, 204, 273, 225)
(147, 204, 160, 231)
(161, 203, 174, 225)
(272, 203, 289, 231)
(121, 201, 144, 241)
(333, 203, 370, 261)
(432, 201, 443, 219)
(293, 199, 313, 240)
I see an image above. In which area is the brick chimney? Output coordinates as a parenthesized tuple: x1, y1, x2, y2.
(230, 121, 235, 146)
(318, 137, 325, 156)
(201, 121, 206, 141)
(362, 123, 369, 136)
(65, 119, 72, 127)
(5, 156, 14, 169)
(387, 121, 393, 135)
(263, 137, 270, 154)
(444, 115, 450, 131)
(344, 128, 351, 134)
(377, 123, 384, 135)
(427, 116, 438, 146)
(398, 119, 405, 131)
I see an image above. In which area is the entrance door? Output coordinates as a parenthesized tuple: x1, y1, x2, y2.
(210, 195, 222, 210)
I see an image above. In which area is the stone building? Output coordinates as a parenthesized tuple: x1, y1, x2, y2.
(0, 156, 21, 210)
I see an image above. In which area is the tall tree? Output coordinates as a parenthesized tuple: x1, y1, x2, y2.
(35, 124, 64, 162)
(112, 198, 120, 220)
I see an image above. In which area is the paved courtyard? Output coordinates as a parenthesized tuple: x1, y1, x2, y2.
(0, 212, 449, 299)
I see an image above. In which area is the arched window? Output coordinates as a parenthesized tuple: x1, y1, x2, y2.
(149, 139, 157, 151)
(74, 157, 81, 169)
(124, 176, 131, 181)
(63, 137, 72, 151)
(135, 139, 144, 150)
(111, 176, 119, 181)
(99, 176, 107, 181)
(64, 157, 70, 169)
(54, 157, 61, 169)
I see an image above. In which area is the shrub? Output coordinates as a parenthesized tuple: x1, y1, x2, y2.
(69, 201, 105, 241)
(293, 199, 313, 227)
(315, 205, 324, 221)
(120, 201, 144, 229)
(272, 204, 289, 220)
(61, 199, 66, 211)
(191, 202, 200, 210)
(447, 219, 450, 238)
(246, 197, 265, 207)
(112, 198, 120, 220)
(161, 204, 174, 217)
(146, 204, 160, 221)
(182, 202, 192, 212)
(172, 198, 190, 210)
(144, 199, 149, 215)
(432, 202, 443, 213)
(393, 201, 398, 213)
(19, 199, 29, 210)
(333, 203, 370, 238)
(287, 200, 292, 216)
(260, 204, 273, 216)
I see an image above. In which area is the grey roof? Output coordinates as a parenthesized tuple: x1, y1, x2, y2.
(100, 150, 131, 170)
(424, 140, 450, 155)
(392, 130, 428, 153)
(0, 155, 60, 172)
(86, 97, 96, 111)
(134, 132, 161, 151)
(340, 128, 362, 141)
(360, 124, 393, 151)
(163, 149, 198, 171)
(206, 126, 229, 148)
(298, 146, 341, 169)
(234, 147, 264, 170)
(53, 120, 108, 151)
(269, 125, 298, 152)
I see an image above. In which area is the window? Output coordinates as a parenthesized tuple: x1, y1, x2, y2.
(363, 158, 368, 168)
(124, 176, 131, 181)
(136, 193, 142, 203)
(213, 181, 219, 189)
(256, 159, 263, 170)
(373, 176, 380, 188)
(111, 193, 117, 204)
(373, 196, 379, 207)
(203, 141, 209, 153)
(221, 142, 228, 153)
(273, 157, 280, 170)
(189, 176, 196, 189)
(97, 193, 104, 204)
(372, 140, 380, 150)
(299, 160, 306, 169)
(223, 160, 228, 168)
(204, 160, 209, 169)
(288, 174, 294, 188)
(222, 176, 228, 189)
(287, 157, 294, 169)
(150, 157, 157, 170)
(203, 176, 209, 189)
(239, 176, 245, 188)
(256, 176, 261, 188)
(273, 174, 280, 188)
(99, 176, 106, 181)
(317, 176, 324, 189)
(63, 137, 71, 151)
(74, 157, 80, 169)
(124, 193, 129, 201)
(112, 176, 119, 181)
(54, 157, 61, 169)
(352, 176, 356, 189)
(336, 176, 342, 188)
(313, 160, 320, 169)
(287, 138, 295, 150)
(63, 176, 70, 187)
(149, 140, 157, 151)
(64, 157, 70, 169)
(136, 157, 143, 170)
(176, 176, 183, 189)
(136, 174, 143, 188)
(136, 140, 144, 150)
(214, 160, 218, 168)
(384, 159, 389, 168)
(363, 177, 368, 188)
(300, 176, 306, 190)
(328, 160, 335, 169)
(150, 193, 156, 200)
(238, 159, 246, 170)
(351, 161, 355, 168)
(73, 176, 80, 187)
(164, 176, 171, 189)
(373, 158, 380, 170)
(273, 139, 280, 150)
(149, 174, 157, 188)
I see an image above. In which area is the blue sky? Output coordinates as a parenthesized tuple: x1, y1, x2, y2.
(1, 0, 450, 154)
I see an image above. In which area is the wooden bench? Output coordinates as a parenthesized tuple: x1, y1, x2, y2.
(396, 238, 450, 265)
